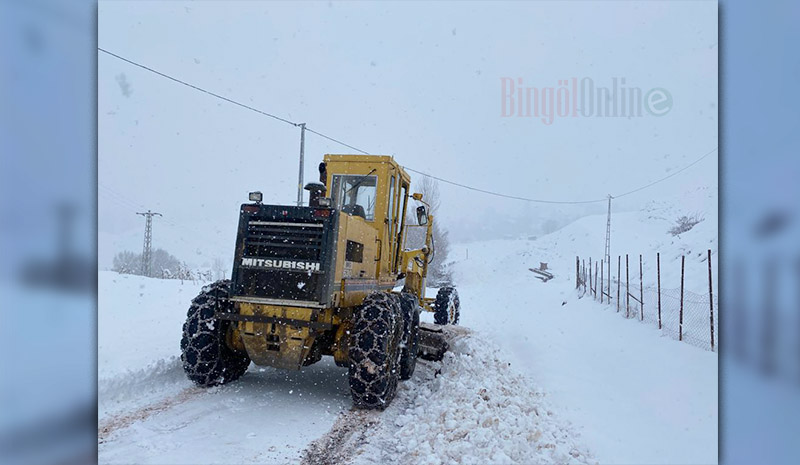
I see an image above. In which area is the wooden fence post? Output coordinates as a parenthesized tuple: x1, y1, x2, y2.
(680, 255, 685, 342)
(594, 262, 598, 300)
(657, 252, 662, 330)
(600, 258, 604, 303)
(708, 249, 715, 351)
(626, 254, 630, 318)
(576, 256, 580, 289)
(583, 259, 586, 291)
(639, 254, 644, 321)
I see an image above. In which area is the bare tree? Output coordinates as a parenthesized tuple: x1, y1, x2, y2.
(176, 261, 194, 284)
(668, 213, 705, 236)
(112, 250, 141, 275)
(419, 176, 441, 213)
(151, 248, 181, 278)
(112, 248, 183, 279)
(212, 257, 228, 280)
(409, 176, 452, 286)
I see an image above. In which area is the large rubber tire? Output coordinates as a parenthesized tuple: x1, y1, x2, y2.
(434, 286, 460, 325)
(348, 292, 403, 410)
(398, 293, 420, 380)
(180, 280, 250, 387)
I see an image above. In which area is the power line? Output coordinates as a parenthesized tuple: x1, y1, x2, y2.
(99, 47, 717, 205)
(304, 127, 370, 155)
(612, 147, 717, 199)
(402, 166, 607, 204)
(405, 148, 716, 204)
(98, 48, 299, 127)
(99, 184, 196, 234)
(99, 184, 146, 211)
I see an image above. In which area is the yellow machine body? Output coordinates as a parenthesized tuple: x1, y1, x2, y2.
(228, 154, 436, 370)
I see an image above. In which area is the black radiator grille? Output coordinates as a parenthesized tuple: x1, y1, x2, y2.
(232, 206, 336, 304)
(244, 220, 324, 261)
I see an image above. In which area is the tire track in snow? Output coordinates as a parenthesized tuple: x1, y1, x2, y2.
(98, 386, 204, 444)
(98, 357, 202, 444)
(301, 409, 380, 465)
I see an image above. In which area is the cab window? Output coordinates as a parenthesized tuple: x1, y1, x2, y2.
(394, 183, 409, 272)
(387, 176, 396, 232)
(331, 174, 377, 221)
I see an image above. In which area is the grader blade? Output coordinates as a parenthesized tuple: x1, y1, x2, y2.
(418, 322, 448, 361)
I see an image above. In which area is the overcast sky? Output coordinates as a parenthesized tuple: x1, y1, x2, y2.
(98, 1, 717, 263)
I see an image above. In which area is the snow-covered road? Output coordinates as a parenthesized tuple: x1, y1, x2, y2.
(98, 273, 351, 463)
(99, 358, 350, 464)
(98, 268, 714, 463)
(97, 274, 593, 465)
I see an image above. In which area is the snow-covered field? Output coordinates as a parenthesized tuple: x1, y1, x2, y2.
(98, 192, 717, 464)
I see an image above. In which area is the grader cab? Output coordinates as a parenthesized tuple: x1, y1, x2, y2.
(180, 154, 460, 409)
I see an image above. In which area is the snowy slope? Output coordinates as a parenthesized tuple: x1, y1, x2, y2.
(98, 272, 214, 380)
(448, 188, 718, 464)
(521, 185, 718, 294)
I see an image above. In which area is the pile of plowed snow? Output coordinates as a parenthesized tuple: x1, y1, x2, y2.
(318, 327, 594, 465)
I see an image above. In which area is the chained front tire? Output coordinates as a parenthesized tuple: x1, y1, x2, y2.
(348, 292, 403, 410)
(180, 280, 250, 387)
(434, 286, 460, 325)
(398, 293, 420, 380)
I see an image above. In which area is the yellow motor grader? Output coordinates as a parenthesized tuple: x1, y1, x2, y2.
(180, 154, 460, 409)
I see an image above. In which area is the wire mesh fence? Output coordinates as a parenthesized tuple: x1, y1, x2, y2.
(576, 251, 718, 351)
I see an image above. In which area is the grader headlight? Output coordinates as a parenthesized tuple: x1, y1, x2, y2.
(248, 191, 263, 203)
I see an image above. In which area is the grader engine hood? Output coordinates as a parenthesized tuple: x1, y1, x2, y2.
(230, 204, 338, 306)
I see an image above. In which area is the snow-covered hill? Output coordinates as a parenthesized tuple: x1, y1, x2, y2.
(446, 186, 717, 464)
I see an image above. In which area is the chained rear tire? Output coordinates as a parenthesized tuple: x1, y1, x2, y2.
(398, 293, 420, 380)
(348, 292, 403, 410)
(434, 286, 460, 325)
(180, 280, 250, 387)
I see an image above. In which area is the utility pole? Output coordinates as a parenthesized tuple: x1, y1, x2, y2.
(297, 123, 306, 206)
(136, 210, 162, 277)
(604, 195, 612, 267)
